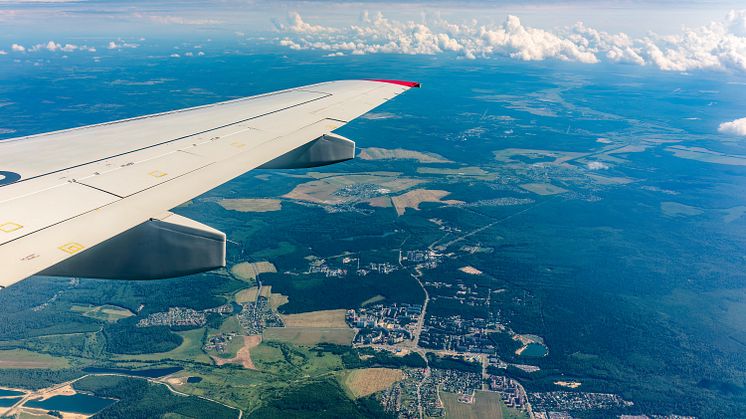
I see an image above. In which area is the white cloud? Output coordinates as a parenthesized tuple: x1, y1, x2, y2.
(170, 53, 181, 58)
(11, 43, 25, 52)
(587, 161, 610, 170)
(108, 40, 138, 50)
(276, 10, 746, 73)
(718, 117, 746, 136)
(0, 50, 6, 55)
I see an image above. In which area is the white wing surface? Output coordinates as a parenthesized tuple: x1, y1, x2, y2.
(0, 79, 420, 287)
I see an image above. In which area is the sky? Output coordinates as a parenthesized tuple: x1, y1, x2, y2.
(1, 1, 745, 74)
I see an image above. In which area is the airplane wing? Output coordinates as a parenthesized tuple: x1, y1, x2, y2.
(0, 79, 420, 287)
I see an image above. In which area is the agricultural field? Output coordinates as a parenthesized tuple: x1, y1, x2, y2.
(283, 172, 424, 205)
(387, 189, 463, 216)
(281, 309, 349, 328)
(442, 390, 526, 419)
(217, 198, 282, 212)
(339, 368, 404, 398)
(0, 350, 69, 370)
(113, 328, 211, 364)
(358, 147, 452, 163)
(230, 262, 277, 281)
(70, 304, 134, 322)
(263, 327, 355, 346)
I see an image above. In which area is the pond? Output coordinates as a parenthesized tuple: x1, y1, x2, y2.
(0, 389, 24, 397)
(25, 394, 115, 414)
(520, 342, 548, 357)
(0, 397, 22, 408)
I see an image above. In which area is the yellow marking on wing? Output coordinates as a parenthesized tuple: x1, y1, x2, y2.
(59, 242, 85, 254)
(0, 222, 23, 233)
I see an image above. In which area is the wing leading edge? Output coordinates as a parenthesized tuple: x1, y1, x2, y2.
(0, 79, 420, 287)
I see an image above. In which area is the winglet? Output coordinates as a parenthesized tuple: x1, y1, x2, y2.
(367, 79, 421, 88)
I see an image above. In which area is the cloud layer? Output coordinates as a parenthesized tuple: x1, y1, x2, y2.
(718, 117, 746, 136)
(276, 10, 746, 73)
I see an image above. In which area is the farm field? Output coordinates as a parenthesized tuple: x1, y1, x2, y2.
(0, 350, 69, 370)
(339, 368, 404, 398)
(281, 309, 348, 328)
(113, 329, 211, 364)
(263, 327, 355, 346)
(70, 304, 134, 322)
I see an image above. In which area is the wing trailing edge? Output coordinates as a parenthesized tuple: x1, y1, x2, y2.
(41, 213, 226, 280)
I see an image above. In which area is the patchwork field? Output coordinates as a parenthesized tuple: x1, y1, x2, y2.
(442, 390, 525, 419)
(386, 189, 463, 216)
(70, 304, 134, 322)
(340, 368, 404, 398)
(283, 172, 424, 205)
(519, 183, 568, 196)
(0, 350, 69, 370)
(281, 309, 348, 328)
(217, 198, 282, 212)
(212, 335, 261, 370)
(358, 147, 452, 163)
(231, 261, 277, 281)
(263, 327, 355, 346)
(416, 166, 493, 179)
(113, 328, 211, 364)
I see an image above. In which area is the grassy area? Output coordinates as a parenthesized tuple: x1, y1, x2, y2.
(218, 198, 282, 213)
(235, 287, 259, 304)
(0, 349, 70, 370)
(263, 327, 355, 346)
(281, 309, 349, 328)
(70, 304, 134, 322)
(112, 328, 210, 364)
(230, 262, 277, 282)
(441, 390, 527, 419)
(252, 342, 344, 377)
(339, 368, 404, 398)
(208, 317, 244, 360)
(250, 241, 296, 259)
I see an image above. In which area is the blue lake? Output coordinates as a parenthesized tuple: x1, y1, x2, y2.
(83, 366, 183, 378)
(520, 343, 548, 358)
(0, 397, 22, 408)
(25, 394, 115, 414)
(0, 389, 24, 397)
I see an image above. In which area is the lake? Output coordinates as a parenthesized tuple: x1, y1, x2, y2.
(520, 343, 548, 358)
(25, 394, 115, 414)
(0, 397, 21, 408)
(0, 389, 24, 397)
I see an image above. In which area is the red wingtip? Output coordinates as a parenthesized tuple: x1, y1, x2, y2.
(367, 79, 421, 88)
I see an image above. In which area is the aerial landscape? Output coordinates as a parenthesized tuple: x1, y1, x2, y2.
(1, 1, 746, 418)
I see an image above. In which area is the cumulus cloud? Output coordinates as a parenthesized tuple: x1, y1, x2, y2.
(11, 43, 25, 52)
(718, 117, 746, 136)
(27, 41, 94, 53)
(0, 50, 6, 55)
(587, 161, 610, 170)
(107, 40, 138, 50)
(276, 10, 746, 73)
